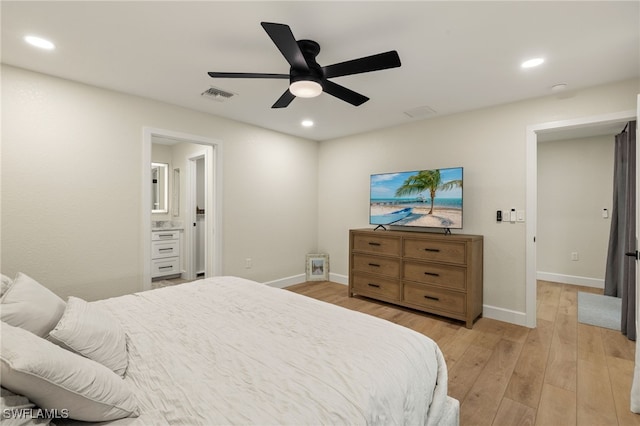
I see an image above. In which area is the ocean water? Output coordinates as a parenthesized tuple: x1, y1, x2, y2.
(371, 197, 462, 209)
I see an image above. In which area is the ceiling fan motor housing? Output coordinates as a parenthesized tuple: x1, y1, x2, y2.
(291, 39, 323, 85)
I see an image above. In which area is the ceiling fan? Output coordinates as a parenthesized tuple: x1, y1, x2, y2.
(208, 22, 401, 108)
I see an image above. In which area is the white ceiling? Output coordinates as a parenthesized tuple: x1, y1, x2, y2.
(2, 1, 638, 141)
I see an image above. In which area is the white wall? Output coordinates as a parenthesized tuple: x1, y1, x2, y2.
(537, 135, 614, 286)
(317, 78, 639, 318)
(1, 65, 318, 300)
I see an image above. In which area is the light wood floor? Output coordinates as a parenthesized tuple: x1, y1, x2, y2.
(286, 280, 639, 426)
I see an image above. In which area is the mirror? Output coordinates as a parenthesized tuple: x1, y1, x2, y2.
(151, 162, 168, 213)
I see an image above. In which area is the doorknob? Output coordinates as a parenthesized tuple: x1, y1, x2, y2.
(625, 250, 639, 260)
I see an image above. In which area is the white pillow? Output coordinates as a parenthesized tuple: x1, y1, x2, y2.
(48, 297, 128, 377)
(0, 274, 13, 298)
(0, 273, 65, 337)
(0, 322, 139, 422)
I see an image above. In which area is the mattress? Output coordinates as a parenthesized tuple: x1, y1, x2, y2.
(81, 276, 458, 425)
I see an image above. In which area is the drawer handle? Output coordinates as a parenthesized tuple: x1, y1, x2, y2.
(159, 248, 173, 252)
(159, 266, 173, 270)
(368, 242, 381, 246)
(424, 295, 440, 301)
(158, 234, 174, 238)
(424, 248, 440, 252)
(368, 283, 381, 288)
(368, 263, 380, 267)
(424, 272, 440, 277)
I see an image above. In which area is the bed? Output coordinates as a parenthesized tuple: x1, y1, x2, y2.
(1, 274, 459, 425)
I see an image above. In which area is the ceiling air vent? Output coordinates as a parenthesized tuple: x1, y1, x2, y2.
(403, 105, 437, 119)
(201, 86, 236, 102)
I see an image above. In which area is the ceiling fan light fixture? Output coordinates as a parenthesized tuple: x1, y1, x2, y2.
(289, 80, 322, 98)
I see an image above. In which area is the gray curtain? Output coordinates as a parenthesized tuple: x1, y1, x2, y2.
(604, 120, 636, 340)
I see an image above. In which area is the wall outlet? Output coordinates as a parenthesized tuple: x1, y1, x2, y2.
(245, 258, 252, 269)
(571, 252, 579, 261)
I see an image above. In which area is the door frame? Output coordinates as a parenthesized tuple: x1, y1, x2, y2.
(142, 127, 223, 290)
(525, 109, 635, 328)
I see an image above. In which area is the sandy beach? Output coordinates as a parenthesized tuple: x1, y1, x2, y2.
(370, 204, 462, 228)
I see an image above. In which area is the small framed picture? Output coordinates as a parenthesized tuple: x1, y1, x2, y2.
(306, 253, 329, 281)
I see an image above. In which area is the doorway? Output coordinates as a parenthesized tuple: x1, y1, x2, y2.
(143, 127, 223, 290)
(525, 110, 636, 328)
(186, 153, 207, 281)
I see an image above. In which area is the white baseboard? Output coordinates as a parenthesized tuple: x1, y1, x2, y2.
(263, 274, 306, 289)
(537, 271, 604, 289)
(482, 304, 528, 327)
(329, 273, 348, 285)
(264, 272, 350, 288)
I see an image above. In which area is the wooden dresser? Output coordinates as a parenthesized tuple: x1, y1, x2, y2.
(349, 228, 483, 328)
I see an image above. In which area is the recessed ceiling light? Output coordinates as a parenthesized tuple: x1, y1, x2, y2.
(521, 57, 544, 68)
(24, 35, 55, 50)
(301, 119, 314, 128)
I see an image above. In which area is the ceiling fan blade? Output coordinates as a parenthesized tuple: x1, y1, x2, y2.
(322, 80, 369, 106)
(260, 22, 309, 71)
(208, 72, 289, 79)
(322, 51, 401, 79)
(272, 89, 296, 108)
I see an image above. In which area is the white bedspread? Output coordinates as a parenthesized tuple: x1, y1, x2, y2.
(93, 276, 456, 425)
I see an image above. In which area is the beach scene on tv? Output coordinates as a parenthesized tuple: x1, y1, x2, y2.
(370, 167, 463, 229)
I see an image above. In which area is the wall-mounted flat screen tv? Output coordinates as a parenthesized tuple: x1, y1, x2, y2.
(370, 167, 463, 230)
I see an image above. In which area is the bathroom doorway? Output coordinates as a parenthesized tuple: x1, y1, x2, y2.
(187, 153, 207, 280)
(143, 127, 223, 290)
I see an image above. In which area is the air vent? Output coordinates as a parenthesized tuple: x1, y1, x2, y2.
(403, 105, 437, 119)
(201, 86, 236, 102)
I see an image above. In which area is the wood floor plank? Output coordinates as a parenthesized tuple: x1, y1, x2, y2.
(607, 356, 640, 425)
(577, 323, 606, 364)
(577, 358, 618, 426)
(601, 328, 636, 362)
(504, 318, 554, 408)
(492, 397, 536, 426)
(536, 383, 577, 426)
(460, 339, 524, 426)
(448, 343, 493, 402)
(545, 312, 577, 391)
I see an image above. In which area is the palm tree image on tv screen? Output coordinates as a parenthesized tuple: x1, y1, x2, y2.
(369, 167, 463, 229)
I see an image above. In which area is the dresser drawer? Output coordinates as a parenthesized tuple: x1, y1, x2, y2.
(403, 261, 466, 290)
(403, 282, 466, 315)
(152, 240, 179, 259)
(352, 233, 401, 256)
(352, 273, 400, 301)
(151, 258, 180, 277)
(152, 230, 180, 241)
(352, 254, 401, 278)
(403, 238, 466, 265)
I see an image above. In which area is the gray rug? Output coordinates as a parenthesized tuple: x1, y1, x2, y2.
(577, 291, 621, 331)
